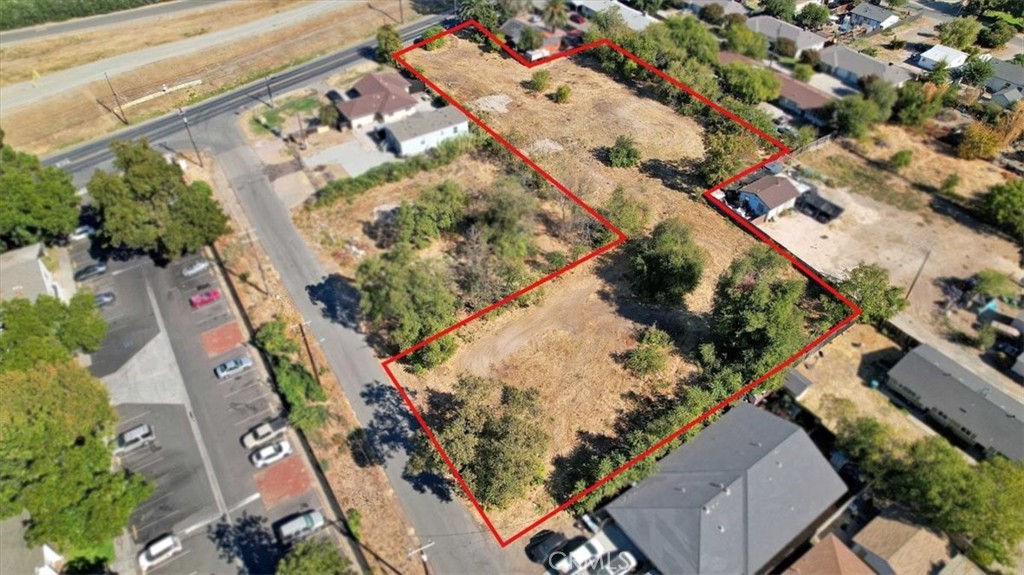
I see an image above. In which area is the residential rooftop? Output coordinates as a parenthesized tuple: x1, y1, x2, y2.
(385, 107, 467, 142)
(850, 2, 898, 23)
(853, 508, 952, 575)
(785, 533, 873, 575)
(820, 45, 914, 85)
(746, 16, 827, 51)
(740, 175, 803, 210)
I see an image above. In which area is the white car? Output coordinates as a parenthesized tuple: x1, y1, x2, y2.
(553, 537, 606, 574)
(69, 225, 96, 241)
(181, 259, 211, 278)
(214, 356, 253, 379)
(138, 534, 182, 572)
(241, 417, 288, 449)
(250, 439, 293, 468)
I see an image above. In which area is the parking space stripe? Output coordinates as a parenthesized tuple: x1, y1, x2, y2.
(234, 407, 275, 427)
(131, 455, 167, 472)
(117, 411, 151, 429)
(227, 492, 261, 514)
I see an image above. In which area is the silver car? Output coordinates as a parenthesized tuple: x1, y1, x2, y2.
(250, 439, 293, 468)
(214, 356, 253, 379)
(181, 259, 211, 278)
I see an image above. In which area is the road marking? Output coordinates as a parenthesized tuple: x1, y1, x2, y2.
(223, 381, 261, 399)
(131, 454, 166, 472)
(133, 491, 174, 511)
(227, 492, 261, 514)
(150, 548, 191, 573)
(179, 513, 225, 536)
(117, 410, 151, 428)
(234, 407, 274, 427)
(111, 261, 146, 277)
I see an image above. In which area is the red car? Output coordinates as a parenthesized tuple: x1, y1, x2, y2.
(190, 290, 221, 308)
(570, 13, 585, 24)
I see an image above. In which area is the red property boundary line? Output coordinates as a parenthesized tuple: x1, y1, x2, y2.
(379, 20, 862, 547)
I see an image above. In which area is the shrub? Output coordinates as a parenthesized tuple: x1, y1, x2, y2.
(889, 149, 913, 171)
(625, 327, 673, 376)
(608, 135, 641, 168)
(422, 24, 448, 50)
(775, 37, 797, 58)
(888, 39, 907, 50)
(793, 63, 814, 82)
(939, 173, 960, 197)
(529, 70, 552, 92)
(553, 84, 572, 103)
(799, 49, 821, 68)
(699, 3, 725, 24)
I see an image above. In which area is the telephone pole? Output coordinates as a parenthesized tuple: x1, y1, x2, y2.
(178, 108, 203, 167)
(265, 76, 275, 107)
(906, 249, 932, 300)
(408, 541, 435, 575)
(104, 72, 128, 124)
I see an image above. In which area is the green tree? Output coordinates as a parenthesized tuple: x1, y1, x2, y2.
(89, 140, 227, 261)
(725, 22, 769, 59)
(960, 56, 995, 86)
(517, 25, 542, 51)
(608, 135, 641, 168)
(422, 24, 448, 51)
(929, 59, 951, 85)
(958, 121, 1003, 159)
(391, 181, 468, 249)
(834, 415, 901, 486)
(721, 63, 782, 104)
(628, 218, 706, 304)
(356, 246, 458, 368)
(528, 69, 552, 92)
(762, 0, 797, 21)
(967, 457, 1024, 566)
(698, 131, 762, 186)
(0, 131, 79, 250)
(553, 84, 572, 103)
(796, 3, 830, 29)
(595, 186, 649, 245)
(459, 0, 499, 31)
(889, 149, 913, 171)
(699, 3, 725, 24)
(775, 37, 798, 58)
(541, 0, 569, 30)
(276, 539, 352, 575)
(0, 293, 107, 372)
(625, 326, 672, 376)
(977, 180, 1024, 238)
(829, 95, 882, 138)
(1012, 53, 1024, 67)
(835, 262, 907, 325)
(975, 269, 1017, 299)
(894, 81, 945, 126)
(863, 76, 898, 122)
(660, 15, 721, 65)
(936, 16, 983, 49)
(318, 102, 340, 129)
(793, 63, 814, 81)
(709, 245, 808, 383)
(495, 0, 531, 20)
(657, 59, 722, 115)
(406, 375, 549, 508)
(0, 363, 153, 551)
(254, 319, 300, 357)
(979, 21, 1016, 48)
(376, 24, 403, 66)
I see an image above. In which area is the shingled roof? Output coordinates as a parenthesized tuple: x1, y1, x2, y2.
(335, 73, 418, 122)
(785, 534, 873, 575)
(820, 45, 914, 85)
(605, 404, 847, 575)
(853, 508, 951, 575)
(740, 175, 802, 210)
(746, 16, 827, 51)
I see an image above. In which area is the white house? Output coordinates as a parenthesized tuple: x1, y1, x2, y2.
(985, 58, 1024, 94)
(847, 2, 899, 31)
(384, 107, 469, 157)
(335, 73, 420, 131)
(0, 243, 70, 303)
(737, 175, 805, 221)
(570, 0, 657, 31)
(917, 45, 968, 70)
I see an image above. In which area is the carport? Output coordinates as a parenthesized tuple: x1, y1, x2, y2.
(797, 192, 844, 223)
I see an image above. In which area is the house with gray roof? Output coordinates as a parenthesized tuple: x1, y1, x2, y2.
(819, 45, 914, 87)
(570, 0, 657, 31)
(985, 58, 1024, 95)
(686, 0, 749, 16)
(603, 403, 847, 575)
(0, 243, 70, 303)
(887, 344, 1024, 461)
(746, 16, 828, 56)
(384, 107, 469, 157)
(847, 2, 899, 31)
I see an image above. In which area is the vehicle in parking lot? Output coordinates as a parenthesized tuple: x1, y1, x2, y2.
(552, 536, 606, 574)
(114, 423, 156, 454)
(215, 356, 253, 379)
(593, 551, 637, 575)
(241, 417, 289, 448)
(74, 261, 108, 281)
(181, 259, 211, 278)
(526, 530, 568, 564)
(69, 225, 96, 241)
(94, 291, 117, 307)
(138, 534, 182, 572)
(251, 439, 293, 468)
(570, 13, 585, 23)
(275, 509, 325, 544)
(189, 289, 220, 308)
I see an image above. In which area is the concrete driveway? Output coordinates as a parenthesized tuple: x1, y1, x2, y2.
(305, 135, 397, 178)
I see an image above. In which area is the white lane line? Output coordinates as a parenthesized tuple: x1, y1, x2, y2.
(179, 513, 225, 536)
(117, 410, 151, 428)
(234, 407, 274, 427)
(227, 492, 261, 514)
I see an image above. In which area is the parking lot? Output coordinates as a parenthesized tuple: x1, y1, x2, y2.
(69, 241, 333, 573)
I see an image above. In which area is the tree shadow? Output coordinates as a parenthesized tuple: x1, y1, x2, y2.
(408, 0, 451, 15)
(208, 512, 281, 575)
(306, 273, 360, 328)
(402, 467, 455, 501)
(640, 158, 703, 195)
(358, 380, 419, 463)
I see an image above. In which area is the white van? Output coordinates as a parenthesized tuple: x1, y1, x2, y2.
(275, 510, 325, 544)
(114, 423, 155, 455)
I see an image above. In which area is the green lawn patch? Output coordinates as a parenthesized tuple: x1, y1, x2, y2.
(250, 95, 321, 135)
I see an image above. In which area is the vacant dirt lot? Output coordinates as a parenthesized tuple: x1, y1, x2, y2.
(0, 0, 307, 87)
(1, 1, 424, 154)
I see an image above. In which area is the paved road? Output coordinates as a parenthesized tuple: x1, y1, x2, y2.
(0, 0, 355, 110)
(46, 17, 444, 185)
(0, 0, 234, 45)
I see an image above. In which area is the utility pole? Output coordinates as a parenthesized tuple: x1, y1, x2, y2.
(239, 228, 269, 296)
(291, 321, 320, 386)
(104, 72, 128, 124)
(265, 76, 275, 107)
(399, 0, 405, 23)
(408, 541, 435, 575)
(295, 113, 308, 150)
(178, 108, 203, 167)
(906, 249, 932, 300)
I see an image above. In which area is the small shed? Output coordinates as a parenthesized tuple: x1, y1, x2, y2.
(918, 45, 968, 70)
(384, 107, 469, 157)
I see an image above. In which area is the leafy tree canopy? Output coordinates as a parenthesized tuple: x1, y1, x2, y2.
(0, 130, 79, 251)
(376, 24, 403, 65)
(796, 3, 830, 29)
(724, 22, 769, 60)
(89, 139, 227, 261)
(276, 538, 352, 575)
(936, 16, 983, 49)
(829, 95, 882, 138)
(698, 131, 762, 186)
(835, 262, 907, 325)
(979, 21, 1016, 48)
(422, 24, 448, 51)
(762, 0, 796, 21)
(978, 180, 1024, 239)
(595, 185, 649, 245)
(894, 81, 946, 126)
(0, 293, 107, 372)
(628, 217, 706, 304)
(960, 56, 995, 86)
(721, 63, 781, 104)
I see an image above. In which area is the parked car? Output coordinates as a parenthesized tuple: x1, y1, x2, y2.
(594, 551, 637, 575)
(94, 292, 117, 308)
(215, 356, 253, 379)
(570, 13, 585, 24)
(181, 259, 211, 278)
(250, 439, 293, 468)
(189, 289, 220, 308)
(275, 510, 325, 545)
(553, 537, 606, 574)
(138, 534, 182, 572)
(114, 423, 155, 455)
(74, 261, 108, 282)
(69, 225, 96, 241)
(241, 417, 288, 449)
(526, 530, 568, 564)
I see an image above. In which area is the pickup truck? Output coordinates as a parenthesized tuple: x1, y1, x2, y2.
(240, 417, 288, 449)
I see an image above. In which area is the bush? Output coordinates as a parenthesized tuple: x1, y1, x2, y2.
(775, 37, 797, 58)
(699, 3, 725, 24)
(628, 218, 706, 304)
(625, 327, 672, 376)
(529, 70, 551, 92)
(608, 135, 641, 168)
(553, 84, 572, 103)
(889, 149, 913, 171)
(888, 39, 907, 50)
(977, 180, 1024, 239)
(793, 63, 814, 82)
(939, 173, 960, 197)
(799, 49, 821, 68)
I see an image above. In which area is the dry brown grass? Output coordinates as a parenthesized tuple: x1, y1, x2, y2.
(0, 0, 307, 87)
(191, 158, 422, 575)
(1, 2, 425, 155)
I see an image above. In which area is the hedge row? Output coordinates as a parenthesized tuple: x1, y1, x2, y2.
(0, 0, 169, 30)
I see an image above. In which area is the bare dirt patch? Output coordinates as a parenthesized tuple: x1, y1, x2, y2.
(200, 321, 245, 358)
(254, 455, 314, 510)
(1, 1, 426, 154)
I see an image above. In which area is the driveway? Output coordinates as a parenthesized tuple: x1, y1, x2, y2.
(305, 135, 397, 177)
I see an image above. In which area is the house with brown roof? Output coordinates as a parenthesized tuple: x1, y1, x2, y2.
(737, 175, 805, 221)
(334, 73, 420, 131)
(852, 508, 952, 575)
(785, 534, 874, 575)
(719, 52, 834, 125)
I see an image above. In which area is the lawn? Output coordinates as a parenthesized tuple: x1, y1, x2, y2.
(249, 93, 320, 136)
